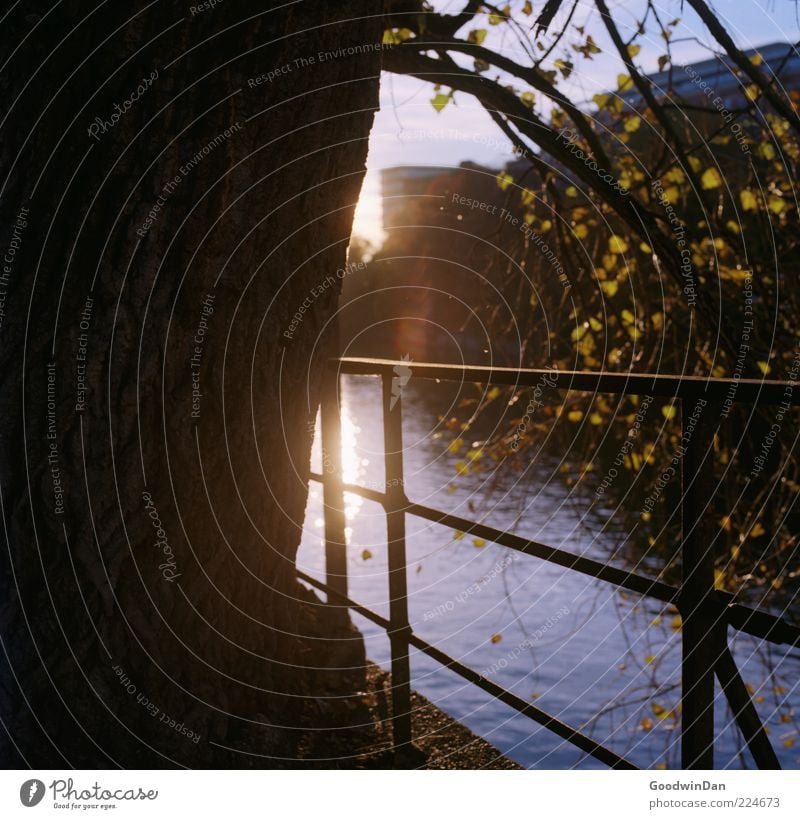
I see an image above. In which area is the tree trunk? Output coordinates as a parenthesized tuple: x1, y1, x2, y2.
(0, 1, 382, 767)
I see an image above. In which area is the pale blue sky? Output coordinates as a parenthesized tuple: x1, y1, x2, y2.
(353, 0, 800, 244)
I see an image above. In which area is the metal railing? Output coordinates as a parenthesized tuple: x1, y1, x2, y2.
(299, 357, 800, 769)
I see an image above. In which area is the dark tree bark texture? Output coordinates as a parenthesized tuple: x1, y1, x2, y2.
(0, 1, 383, 767)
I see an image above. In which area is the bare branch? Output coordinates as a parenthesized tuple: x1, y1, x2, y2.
(686, 0, 800, 133)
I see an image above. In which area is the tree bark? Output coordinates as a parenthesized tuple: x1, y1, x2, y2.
(0, 1, 382, 767)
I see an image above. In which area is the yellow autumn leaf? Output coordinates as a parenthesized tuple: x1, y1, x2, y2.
(701, 167, 723, 190)
(739, 188, 758, 210)
(662, 404, 677, 420)
(448, 437, 465, 453)
(757, 361, 771, 375)
(758, 143, 775, 160)
(628, 44, 641, 58)
(617, 74, 633, 92)
(589, 412, 603, 426)
(574, 223, 588, 239)
(609, 235, 629, 254)
(490, 633, 503, 644)
(662, 185, 680, 204)
(645, 654, 657, 665)
(641, 717, 653, 731)
(600, 280, 619, 297)
(567, 410, 584, 423)
(624, 115, 641, 132)
(473, 537, 487, 548)
(453, 530, 465, 540)
(665, 166, 685, 184)
(750, 522, 766, 538)
(361, 549, 373, 561)
(497, 172, 513, 191)
(768, 196, 787, 214)
(670, 615, 682, 631)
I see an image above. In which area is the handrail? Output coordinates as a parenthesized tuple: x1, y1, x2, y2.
(306, 357, 794, 770)
(336, 357, 800, 405)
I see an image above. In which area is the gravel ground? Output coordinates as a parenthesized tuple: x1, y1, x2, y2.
(294, 662, 520, 769)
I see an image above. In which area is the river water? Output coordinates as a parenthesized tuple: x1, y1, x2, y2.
(297, 375, 799, 769)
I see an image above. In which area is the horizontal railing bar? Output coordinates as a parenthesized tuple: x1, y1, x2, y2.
(723, 600, 800, 648)
(404, 498, 678, 603)
(310, 471, 676, 604)
(308, 472, 800, 647)
(405, 631, 637, 769)
(295, 568, 636, 769)
(331, 357, 800, 405)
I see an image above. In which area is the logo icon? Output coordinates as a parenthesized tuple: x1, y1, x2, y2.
(20, 779, 45, 807)
(390, 355, 412, 410)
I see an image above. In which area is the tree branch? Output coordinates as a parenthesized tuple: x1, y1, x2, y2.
(686, 0, 800, 134)
(397, 35, 615, 172)
(595, 0, 706, 199)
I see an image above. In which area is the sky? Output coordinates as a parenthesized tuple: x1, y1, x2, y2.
(352, 0, 800, 245)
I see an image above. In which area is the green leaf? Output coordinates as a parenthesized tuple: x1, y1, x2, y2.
(700, 167, 723, 190)
(554, 58, 573, 79)
(431, 91, 452, 113)
(468, 28, 487, 45)
(496, 171, 514, 191)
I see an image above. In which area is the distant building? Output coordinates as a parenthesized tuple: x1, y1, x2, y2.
(380, 166, 452, 230)
(623, 41, 799, 108)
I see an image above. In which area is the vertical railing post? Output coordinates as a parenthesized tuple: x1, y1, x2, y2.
(382, 369, 412, 750)
(321, 363, 348, 623)
(679, 397, 722, 769)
